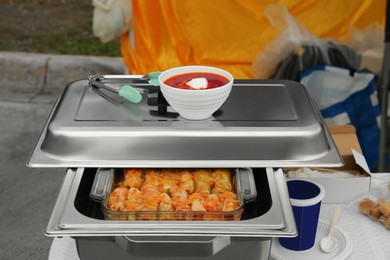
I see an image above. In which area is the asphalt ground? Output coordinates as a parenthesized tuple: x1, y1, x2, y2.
(0, 51, 124, 260)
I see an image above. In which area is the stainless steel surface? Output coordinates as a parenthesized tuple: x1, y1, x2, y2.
(89, 75, 121, 94)
(27, 79, 342, 168)
(46, 168, 296, 237)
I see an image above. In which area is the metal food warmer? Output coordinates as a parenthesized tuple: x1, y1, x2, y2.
(27, 76, 343, 260)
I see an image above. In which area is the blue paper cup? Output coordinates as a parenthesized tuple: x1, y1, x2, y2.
(279, 179, 325, 251)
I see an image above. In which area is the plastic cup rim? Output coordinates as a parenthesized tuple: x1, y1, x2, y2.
(287, 179, 325, 207)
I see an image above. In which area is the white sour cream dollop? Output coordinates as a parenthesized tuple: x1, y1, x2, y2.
(186, 78, 208, 89)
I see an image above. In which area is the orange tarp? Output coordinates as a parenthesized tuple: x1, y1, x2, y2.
(121, 0, 385, 78)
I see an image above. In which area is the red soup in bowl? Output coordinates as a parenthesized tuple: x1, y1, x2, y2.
(163, 72, 230, 90)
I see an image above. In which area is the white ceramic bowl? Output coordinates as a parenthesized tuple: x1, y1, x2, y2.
(158, 66, 234, 120)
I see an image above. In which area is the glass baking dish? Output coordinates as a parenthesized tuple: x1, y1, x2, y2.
(90, 168, 257, 221)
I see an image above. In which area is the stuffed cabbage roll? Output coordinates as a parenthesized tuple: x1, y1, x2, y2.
(159, 169, 179, 193)
(141, 169, 161, 190)
(124, 168, 143, 189)
(176, 169, 195, 194)
(211, 169, 232, 194)
(193, 169, 213, 194)
(108, 187, 128, 211)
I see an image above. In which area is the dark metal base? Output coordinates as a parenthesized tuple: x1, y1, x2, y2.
(76, 236, 272, 260)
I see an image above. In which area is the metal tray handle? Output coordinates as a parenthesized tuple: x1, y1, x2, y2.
(116, 236, 231, 257)
(89, 168, 114, 202)
(236, 168, 257, 202)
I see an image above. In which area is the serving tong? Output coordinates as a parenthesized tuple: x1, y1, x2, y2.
(88, 74, 178, 117)
(88, 74, 159, 104)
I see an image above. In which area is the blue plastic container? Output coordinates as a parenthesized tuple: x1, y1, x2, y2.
(279, 179, 325, 251)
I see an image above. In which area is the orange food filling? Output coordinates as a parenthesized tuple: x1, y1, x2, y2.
(107, 169, 240, 217)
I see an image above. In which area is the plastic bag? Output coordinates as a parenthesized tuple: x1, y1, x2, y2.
(345, 23, 384, 55)
(253, 4, 359, 80)
(344, 23, 384, 74)
(92, 0, 133, 43)
(301, 65, 380, 170)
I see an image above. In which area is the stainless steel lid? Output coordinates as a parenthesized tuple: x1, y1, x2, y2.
(27, 78, 342, 168)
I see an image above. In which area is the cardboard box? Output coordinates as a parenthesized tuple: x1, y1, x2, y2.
(285, 125, 371, 204)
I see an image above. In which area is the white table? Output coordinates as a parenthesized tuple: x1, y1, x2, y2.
(271, 173, 390, 260)
(318, 173, 390, 259)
